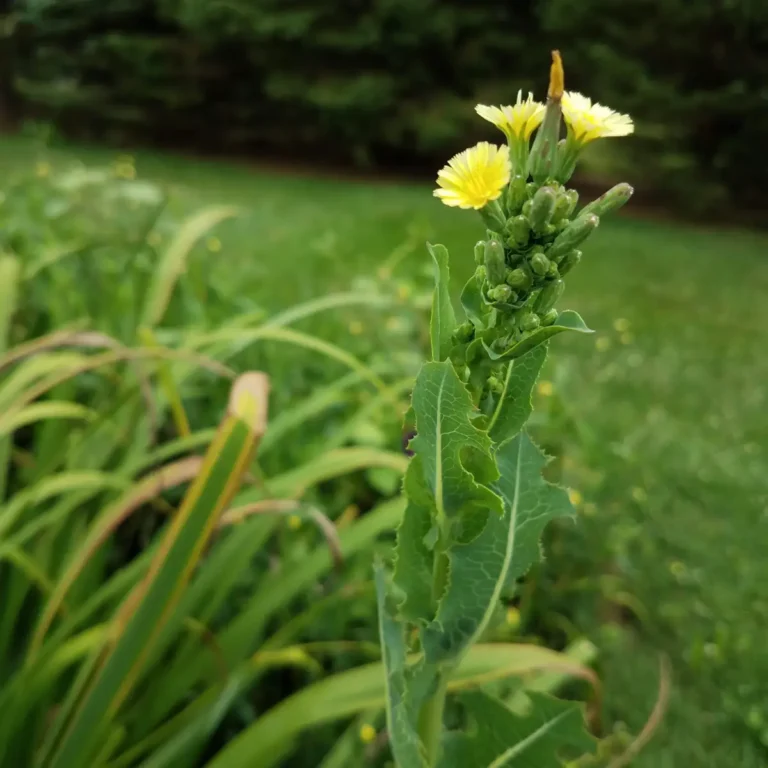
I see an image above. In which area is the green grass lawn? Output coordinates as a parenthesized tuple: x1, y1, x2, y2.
(4, 134, 768, 766)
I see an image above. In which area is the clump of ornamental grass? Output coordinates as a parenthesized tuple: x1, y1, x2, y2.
(376, 51, 635, 767)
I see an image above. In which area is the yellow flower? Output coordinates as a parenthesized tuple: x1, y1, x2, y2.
(434, 142, 510, 210)
(287, 515, 302, 530)
(568, 489, 583, 507)
(505, 606, 521, 629)
(537, 380, 554, 397)
(206, 236, 222, 253)
(475, 91, 546, 140)
(562, 91, 634, 144)
(359, 724, 377, 744)
(114, 162, 136, 180)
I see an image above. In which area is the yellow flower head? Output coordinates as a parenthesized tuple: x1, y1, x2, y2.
(475, 91, 546, 140)
(562, 91, 634, 144)
(434, 142, 510, 210)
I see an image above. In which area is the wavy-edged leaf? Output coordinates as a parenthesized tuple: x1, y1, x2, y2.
(375, 564, 429, 768)
(488, 344, 548, 443)
(422, 432, 574, 665)
(427, 243, 456, 362)
(442, 691, 595, 768)
(205, 643, 592, 768)
(392, 460, 435, 623)
(460, 275, 487, 330)
(410, 361, 501, 538)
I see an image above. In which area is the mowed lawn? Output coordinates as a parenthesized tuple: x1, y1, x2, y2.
(3, 134, 768, 766)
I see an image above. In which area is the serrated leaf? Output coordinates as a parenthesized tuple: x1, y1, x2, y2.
(422, 433, 573, 665)
(493, 432, 574, 587)
(409, 362, 502, 538)
(483, 310, 592, 361)
(393, 458, 435, 624)
(428, 243, 456, 362)
(488, 344, 548, 444)
(441, 691, 595, 768)
(374, 565, 429, 768)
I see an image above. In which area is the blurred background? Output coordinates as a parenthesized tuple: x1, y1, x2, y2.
(0, 2, 767, 767)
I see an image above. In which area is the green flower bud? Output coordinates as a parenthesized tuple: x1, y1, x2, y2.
(504, 215, 531, 248)
(525, 182, 538, 199)
(453, 321, 475, 343)
(487, 375, 504, 394)
(546, 261, 560, 278)
(539, 308, 558, 326)
(505, 267, 532, 291)
(521, 199, 532, 219)
(558, 249, 582, 276)
(529, 186, 557, 235)
(488, 284, 512, 303)
(484, 239, 507, 286)
(504, 174, 528, 214)
(579, 183, 634, 219)
(565, 189, 579, 217)
(551, 189, 573, 224)
(528, 53, 563, 184)
(475, 265, 487, 284)
(520, 313, 541, 332)
(534, 278, 564, 312)
(530, 252, 550, 276)
(547, 214, 599, 261)
(474, 240, 485, 264)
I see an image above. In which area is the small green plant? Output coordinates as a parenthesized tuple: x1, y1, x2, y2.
(376, 52, 635, 767)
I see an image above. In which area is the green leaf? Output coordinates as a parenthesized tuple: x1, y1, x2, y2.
(204, 643, 587, 768)
(422, 432, 573, 665)
(493, 432, 574, 587)
(484, 310, 592, 361)
(409, 361, 502, 539)
(488, 344, 548, 443)
(441, 691, 595, 768)
(427, 243, 456, 362)
(375, 565, 429, 768)
(392, 459, 435, 624)
(37, 373, 268, 768)
(460, 275, 487, 330)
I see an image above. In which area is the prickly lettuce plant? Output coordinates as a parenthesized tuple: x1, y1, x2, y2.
(376, 52, 635, 767)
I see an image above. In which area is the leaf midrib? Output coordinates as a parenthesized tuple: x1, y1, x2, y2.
(486, 708, 570, 768)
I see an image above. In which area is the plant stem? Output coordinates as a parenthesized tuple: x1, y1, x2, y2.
(418, 674, 448, 765)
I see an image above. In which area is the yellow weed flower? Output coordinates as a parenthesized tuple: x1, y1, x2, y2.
(475, 91, 545, 141)
(359, 724, 377, 744)
(562, 92, 634, 144)
(434, 142, 510, 210)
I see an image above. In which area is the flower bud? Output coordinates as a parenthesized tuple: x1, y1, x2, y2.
(579, 183, 634, 219)
(504, 215, 531, 248)
(474, 240, 485, 265)
(558, 249, 582, 276)
(504, 174, 528, 214)
(520, 313, 541, 331)
(488, 284, 512, 303)
(484, 239, 507, 286)
(521, 199, 532, 219)
(453, 321, 475, 344)
(506, 267, 532, 290)
(547, 214, 599, 261)
(551, 189, 573, 224)
(475, 265, 487, 284)
(528, 52, 564, 183)
(529, 186, 557, 235)
(530, 252, 550, 276)
(546, 261, 560, 278)
(539, 308, 558, 326)
(534, 278, 564, 312)
(487, 375, 504, 394)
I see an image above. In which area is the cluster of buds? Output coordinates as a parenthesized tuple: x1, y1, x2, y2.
(433, 52, 634, 407)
